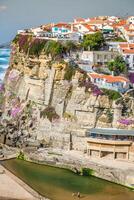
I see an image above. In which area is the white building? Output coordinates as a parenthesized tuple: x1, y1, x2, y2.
(120, 24, 134, 43)
(81, 51, 118, 66)
(89, 73, 130, 93)
(74, 24, 97, 34)
(30, 27, 43, 36)
(118, 43, 134, 71)
(127, 16, 134, 25)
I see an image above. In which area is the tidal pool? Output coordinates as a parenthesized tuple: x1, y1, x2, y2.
(2, 159, 134, 200)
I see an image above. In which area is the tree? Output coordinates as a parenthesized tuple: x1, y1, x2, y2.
(64, 41, 78, 56)
(44, 41, 64, 60)
(108, 55, 127, 75)
(82, 32, 105, 51)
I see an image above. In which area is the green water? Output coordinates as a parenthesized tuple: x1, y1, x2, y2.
(2, 159, 134, 200)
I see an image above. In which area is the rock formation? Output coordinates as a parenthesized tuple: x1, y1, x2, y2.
(0, 36, 134, 150)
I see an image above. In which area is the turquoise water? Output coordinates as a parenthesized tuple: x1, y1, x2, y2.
(2, 159, 134, 200)
(0, 48, 10, 81)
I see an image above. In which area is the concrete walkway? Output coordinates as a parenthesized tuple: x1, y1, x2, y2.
(0, 165, 48, 200)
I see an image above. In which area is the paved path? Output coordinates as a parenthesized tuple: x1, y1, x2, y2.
(0, 165, 47, 200)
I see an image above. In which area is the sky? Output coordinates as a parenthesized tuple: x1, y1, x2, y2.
(0, 0, 134, 43)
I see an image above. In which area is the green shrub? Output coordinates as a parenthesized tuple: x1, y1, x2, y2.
(12, 34, 20, 44)
(40, 106, 59, 122)
(64, 65, 76, 81)
(29, 39, 47, 57)
(63, 112, 77, 121)
(112, 37, 127, 42)
(102, 88, 121, 100)
(17, 151, 25, 160)
(106, 109, 113, 122)
(81, 168, 94, 176)
(44, 40, 64, 60)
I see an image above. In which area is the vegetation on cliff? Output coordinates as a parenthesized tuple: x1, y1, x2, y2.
(12, 34, 79, 60)
(40, 106, 60, 122)
(101, 88, 121, 100)
(64, 64, 76, 81)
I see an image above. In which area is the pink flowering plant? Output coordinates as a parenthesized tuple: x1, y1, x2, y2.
(18, 34, 30, 53)
(0, 84, 5, 93)
(8, 70, 20, 82)
(118, 119, 134, 126)
(93, 86, 103, 96)
(10, 106, 22, 118)
(79, 79, 103, 96)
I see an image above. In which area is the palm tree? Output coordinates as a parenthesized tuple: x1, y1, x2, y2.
(64, 41, 78, 56)
(44, 41, 64, 60)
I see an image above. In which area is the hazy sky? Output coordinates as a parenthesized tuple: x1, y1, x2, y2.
(0, 0, 134, 43)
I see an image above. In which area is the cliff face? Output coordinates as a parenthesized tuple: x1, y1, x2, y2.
(0, 40, 134, 149)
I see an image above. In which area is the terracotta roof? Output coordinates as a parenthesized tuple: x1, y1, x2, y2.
(124, 25, 134, 32)
(123, 49, 134, 54)
(83, 24, 96, 32)
(119, 43, 134, 54)
(53, 23, 69, 28)
(119, 43, 129, 48)
(117, 20, 127, 26)
(89, 73, 129, 83)
(88, 19, 105, 25)
(74, 18, 86, 23)
(119, 43, 134, 48)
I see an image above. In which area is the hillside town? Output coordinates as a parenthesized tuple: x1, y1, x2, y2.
(17, 15, 134, 93)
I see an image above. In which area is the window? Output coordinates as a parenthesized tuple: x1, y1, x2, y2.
(97, 55, 100, 60)
(104, 55, 107, 60)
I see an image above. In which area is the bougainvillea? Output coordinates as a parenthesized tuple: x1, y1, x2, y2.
(0, 84, 4, 92)
(18, 34, 30, 53)
(93, 86, 103, 96)
(129, 73, 134, 84)
(79, 80, 103, 96)
(118, 119, 134, 126)
(8, 70, 20, 81)
(10, 106, 22, 118)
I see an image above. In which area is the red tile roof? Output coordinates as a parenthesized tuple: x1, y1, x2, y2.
(74, 18, 86, 23)
(89, 73, 129, 83)
(119, 43, 134, 54)
(123, 49, 134, 54)
(83, 24, 96, 32)
(88, 19, 105, 25)
(54, 23, 69, 28)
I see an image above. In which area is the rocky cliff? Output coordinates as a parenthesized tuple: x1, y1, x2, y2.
(0, 36, 134, 150)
